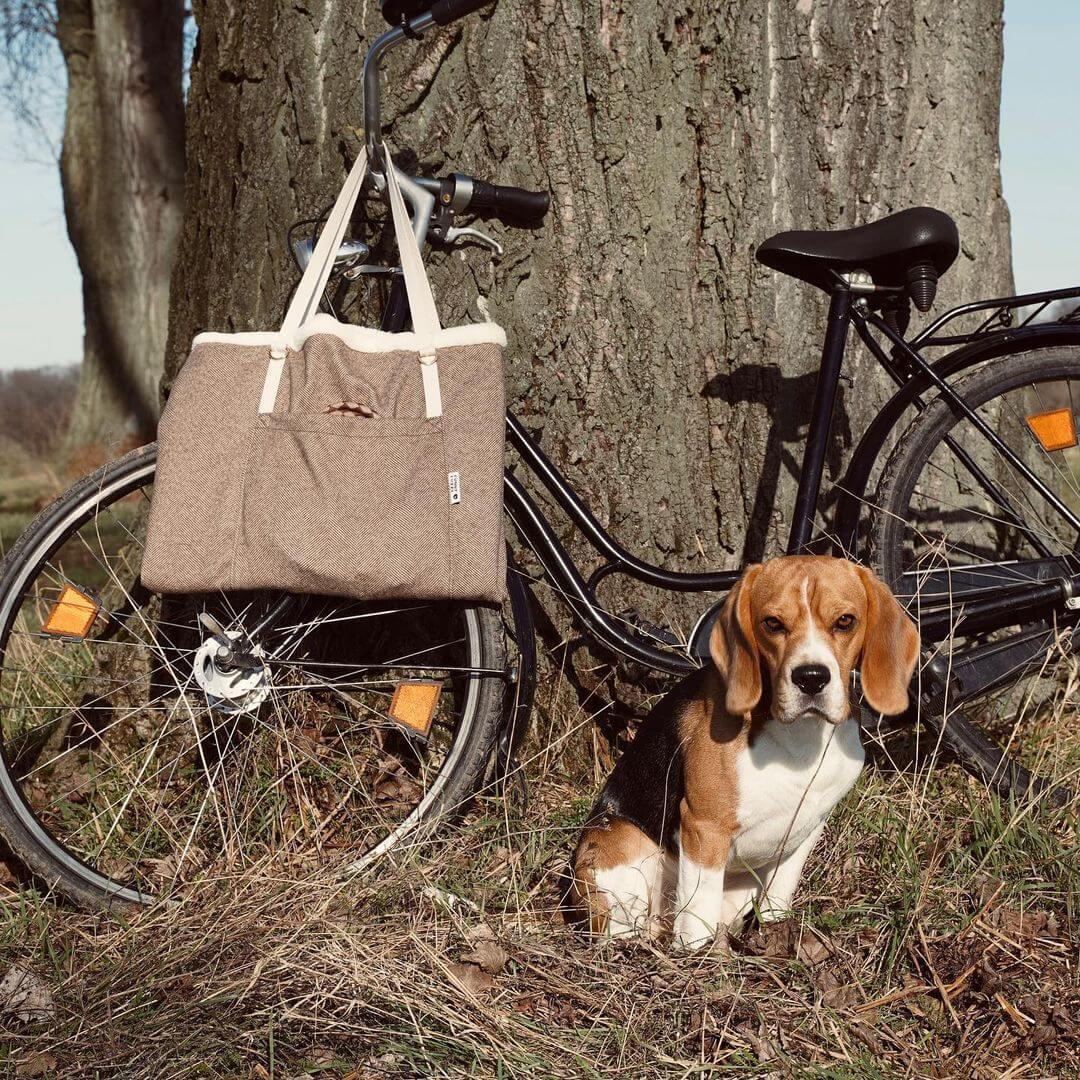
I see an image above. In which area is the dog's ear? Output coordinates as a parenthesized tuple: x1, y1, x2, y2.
(856, 565, 920, 715)
(710, 564, 763, 716)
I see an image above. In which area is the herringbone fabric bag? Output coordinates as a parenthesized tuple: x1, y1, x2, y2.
(142, 146, 506, 603)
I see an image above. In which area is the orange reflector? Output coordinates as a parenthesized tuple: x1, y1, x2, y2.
(1026, 408, 1077, 452)
(389, 680, 442, 737)
(42, 585, 99, 639)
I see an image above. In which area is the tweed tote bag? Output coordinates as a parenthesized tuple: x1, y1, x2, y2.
(142, 145, 507, 603)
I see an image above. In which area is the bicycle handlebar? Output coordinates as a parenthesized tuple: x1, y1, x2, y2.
(412, 172, 550, 228)
(430, 0, 495, 25)
(467, 178, 549, 222)
(361, 0, 549, 247)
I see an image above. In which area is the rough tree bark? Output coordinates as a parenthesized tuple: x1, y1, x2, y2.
(57, 0, 185, 454)
(167, 0, 1011, 629)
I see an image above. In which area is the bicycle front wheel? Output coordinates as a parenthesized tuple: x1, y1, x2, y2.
(0, 444, 509, 908)
(870, 347, 1080, 801)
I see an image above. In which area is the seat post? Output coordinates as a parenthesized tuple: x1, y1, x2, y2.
(787, 287, 853, 554)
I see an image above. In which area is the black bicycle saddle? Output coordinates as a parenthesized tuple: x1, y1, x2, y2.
(756, 207, 959, 293)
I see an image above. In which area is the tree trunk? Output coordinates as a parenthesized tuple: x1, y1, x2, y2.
(57, 0, 185, 457)
(167, 0, 1011, 626)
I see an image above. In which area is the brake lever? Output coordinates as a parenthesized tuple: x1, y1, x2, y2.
(443, 225, 503, 257)
(343, 264, 402, 280)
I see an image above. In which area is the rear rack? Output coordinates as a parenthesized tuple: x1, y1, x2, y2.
(911, 284, 1080, 348)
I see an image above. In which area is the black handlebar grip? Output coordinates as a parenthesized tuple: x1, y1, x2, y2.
(430, 0, 495, 26)
(469, 179, 550, 223)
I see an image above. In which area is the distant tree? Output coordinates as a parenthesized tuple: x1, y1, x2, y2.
(0, 366, 79, 458)
(0, 1, 185, 455)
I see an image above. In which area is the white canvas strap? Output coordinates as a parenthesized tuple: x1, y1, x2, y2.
(258, 147, 370, 414)
(258, 143, 445, 419)
(383, 142, 443, 419)
(281, 148, 371, 339)
(257, 350, 286, 414)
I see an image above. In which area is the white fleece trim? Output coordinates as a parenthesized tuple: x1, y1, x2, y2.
(192, 312, 506, 352)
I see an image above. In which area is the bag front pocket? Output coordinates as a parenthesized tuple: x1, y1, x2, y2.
(235, 413, 451, 599)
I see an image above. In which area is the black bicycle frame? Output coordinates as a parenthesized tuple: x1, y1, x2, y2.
(500, 302, 851, 676)
(371, 275, 1080, 681)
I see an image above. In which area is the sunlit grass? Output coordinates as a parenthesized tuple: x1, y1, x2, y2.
(0, 671, 1073, 1077)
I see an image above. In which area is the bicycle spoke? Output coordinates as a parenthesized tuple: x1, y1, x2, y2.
(878, 357, 1080, 795)
(0, 452, 502, 902)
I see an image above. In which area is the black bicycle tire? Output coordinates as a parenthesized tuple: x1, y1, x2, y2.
(869, 347, 1080, 804)
(0, 443, 510, 908)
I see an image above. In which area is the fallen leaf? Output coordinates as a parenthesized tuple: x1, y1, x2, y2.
(849, 1020, 886, 1056)
(816, 968, 858, 1009)
(461, 938, 508, 975)
(375, 775, 402, 802)
(1029, 1023, 1058, 1048)
(141, 856, 178, 881)
(974, 955, 1004, 994)
(797, 928, 837, 966)
(0, 965, 54, 1023)
(551, 997, 578, 1024)
(375, 770, 421, 804)
(512, 994, 541, 1016)
(738, 919, 834, 966)
(747, 1024, 780, 1063)
(15, 1052, 57, 1077)
(995, 907, 1050, 939)
(447, 962, 495, 995)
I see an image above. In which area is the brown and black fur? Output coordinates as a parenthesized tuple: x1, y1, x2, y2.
(563, 556, 920, 939)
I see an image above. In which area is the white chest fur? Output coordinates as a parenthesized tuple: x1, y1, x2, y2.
(729, 715, 863, 871)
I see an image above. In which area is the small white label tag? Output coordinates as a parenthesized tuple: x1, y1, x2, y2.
(448, 471, 461, 505)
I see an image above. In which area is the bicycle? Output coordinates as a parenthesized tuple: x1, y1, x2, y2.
(1, 0, 1078, 908)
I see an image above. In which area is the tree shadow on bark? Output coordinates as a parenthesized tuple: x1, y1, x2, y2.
(702, 364, 852, 563)
(523, 590, 673, 760)
(517, 361, 862, 760)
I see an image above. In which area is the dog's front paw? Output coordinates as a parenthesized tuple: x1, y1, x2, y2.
(672, 914, 729, 955)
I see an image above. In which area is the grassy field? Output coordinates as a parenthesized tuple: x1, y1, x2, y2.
(0, 488, 47, 562)
(0, 451, 1075, 1078)
(0, 446, 140, 594)
(0, 447, 61, 562)
(0, 667, 1074, 1078)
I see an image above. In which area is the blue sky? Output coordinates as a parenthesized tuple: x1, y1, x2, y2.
(1001, 1, 1080, 293)
(0, 0, 1076, 372)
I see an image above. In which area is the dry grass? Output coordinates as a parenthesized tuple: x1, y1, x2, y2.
(0, 659, 1075, 1080)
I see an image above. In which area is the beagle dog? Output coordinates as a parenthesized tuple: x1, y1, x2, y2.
(568, 556, 919, 951)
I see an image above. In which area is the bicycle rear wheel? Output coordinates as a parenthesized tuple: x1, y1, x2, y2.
(870, 347, 1080, 804)
(0, 444, 509, 907)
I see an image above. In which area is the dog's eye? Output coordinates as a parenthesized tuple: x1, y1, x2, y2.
(834, 614, 856, 631)
(762, 616, 786, 634)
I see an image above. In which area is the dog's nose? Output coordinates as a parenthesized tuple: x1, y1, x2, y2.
(792, 663, 830, 696)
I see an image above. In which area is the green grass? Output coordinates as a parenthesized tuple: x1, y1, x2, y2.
(0, 510, 35, 560)
(0, 454, 57, 560)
